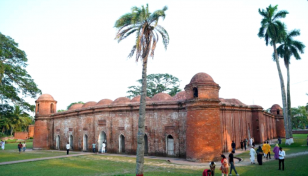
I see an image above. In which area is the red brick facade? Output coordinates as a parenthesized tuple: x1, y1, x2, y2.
(14, 132, 29, 140)
(33, 72, 285, 162)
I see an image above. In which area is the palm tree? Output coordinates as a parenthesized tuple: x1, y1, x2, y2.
(114, 4, 169, 175)
(257, 5, 293, 144)
(276, 29, 305, 140)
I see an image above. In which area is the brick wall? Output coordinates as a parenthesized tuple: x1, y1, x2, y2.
(14, 132, 28, 140)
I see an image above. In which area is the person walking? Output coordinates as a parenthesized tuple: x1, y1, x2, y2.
(220, 155, 229, 176)
(256, 146, 263, 165)
(22, 142, 26, 152)
(231, 141, 236, 153)
(278, 147, 285, 171)
(266, 141, 271, 159)
(229, 151, 239, 176)
(262, 142, 267, 158)
(66, 142, 70, 155)
(102, 142, 106, 153)
(92, 143, 96, 153)
(250, 146, 256, 164)
(240, 140, 244, 151)
(209, 161, 216, 176)
(18, 142, 22, 154)
(243, 139, 247, 151)
(278, 136, 282, 145)
(273, 144, 280, 160)
(1, 140, 5, 150)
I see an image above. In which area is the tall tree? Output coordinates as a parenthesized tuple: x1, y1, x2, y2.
(114, 4, 169, 175)
(276, 29, 305, 140)
(0, 32, 41, 111)
(258, 5, 293, 144)
(127, 73, 181, 98)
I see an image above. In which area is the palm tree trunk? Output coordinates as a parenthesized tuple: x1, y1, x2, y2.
(286, 64, 293, 143)
(273, 42, 291, 145)
(135, 56, 148, 176)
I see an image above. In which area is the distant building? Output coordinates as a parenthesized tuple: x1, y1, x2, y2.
(33, 72, 285, 162)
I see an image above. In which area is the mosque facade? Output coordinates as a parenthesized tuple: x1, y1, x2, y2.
(33, 72, 285, 162)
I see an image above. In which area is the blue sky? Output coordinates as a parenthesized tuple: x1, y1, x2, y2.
(0, 0, 307, 111)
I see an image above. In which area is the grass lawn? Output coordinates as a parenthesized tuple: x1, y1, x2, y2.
(0, 153, 307, 176)
(0, 142, 78, 163)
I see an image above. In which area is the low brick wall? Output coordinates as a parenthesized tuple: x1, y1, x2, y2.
(292, 130, 308, 134)
(14, 132, 29, 140)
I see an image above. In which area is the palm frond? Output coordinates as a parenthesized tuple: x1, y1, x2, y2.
(290, 46, 301, 60)
(292, 40, 305, 53)
(150, 31, 158, 58)
(273, 10, 288, 21)
(114, 13, 133, 28)
(149, 6, 168, 25)
(128, 45, 136, 58)
(288, 29, 300, 38)
(155, 25, 169, 49)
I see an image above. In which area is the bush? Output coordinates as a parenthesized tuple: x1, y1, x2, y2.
(29, 137, 33, 139)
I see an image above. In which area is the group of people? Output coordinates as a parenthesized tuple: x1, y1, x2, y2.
(239, 138, 255, 151)
(17, 142, 26, 154)
(0, 140, 5, 150)
(250, 141, 286, 171)
(65, 141, 107, 155)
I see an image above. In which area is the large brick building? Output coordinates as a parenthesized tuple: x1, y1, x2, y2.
(33, 72, 285, 162)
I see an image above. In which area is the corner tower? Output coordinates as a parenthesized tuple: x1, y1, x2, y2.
(33, 94, 57, 149)
(270, 104, 285, 138)
(185, 73, 222, 162)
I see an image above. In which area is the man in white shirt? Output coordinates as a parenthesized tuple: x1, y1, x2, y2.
(250, 146, 256, 164)
(278, 147, 285, 171)
(66, 142, 70, 155)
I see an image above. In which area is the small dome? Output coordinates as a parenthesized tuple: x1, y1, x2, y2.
(151, 93, 172, 101)
(130, 95, 151, 102)
(82, 101, 97, 108)
(112, 97, 130, 105)
(190, 72, 214, 84)
(224, 99, 246, 106)
(172, 91, 186, 100)
(37, 94, 54, 101)
(271, 104, 282, 110)
(69, 103, 83, 110)
(96, 99, 113, 106)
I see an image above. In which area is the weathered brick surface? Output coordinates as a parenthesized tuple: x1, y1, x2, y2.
(33, 73, 285, 162)
(14, 132, 29, 140)
(28, 125, 34, 138)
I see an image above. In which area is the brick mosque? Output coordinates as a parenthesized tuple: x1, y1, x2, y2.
(33, 72, 285, 162)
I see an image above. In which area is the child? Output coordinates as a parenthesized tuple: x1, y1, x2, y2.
(209, 161, 216, 176)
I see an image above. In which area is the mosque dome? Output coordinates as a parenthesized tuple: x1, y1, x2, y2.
(151, 93, 172, 101)
(82, 101, 97, 108)
(172, 91, 187, 100)
(37, 94, 55, 101)
(112, 97, 130, 105)
(96, 99, 113, 106)
(190, 72, 214, 84)
(68, 103, 83, 110)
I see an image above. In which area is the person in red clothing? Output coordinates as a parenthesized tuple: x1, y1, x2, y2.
(18, 142, 22, 154)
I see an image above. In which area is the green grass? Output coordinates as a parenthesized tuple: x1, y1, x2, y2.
(0, 142, 77, 162)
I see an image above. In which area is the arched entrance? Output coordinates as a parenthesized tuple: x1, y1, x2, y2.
(144, 134, 148, 155)
(56, 135, 60, 150)
(119, 135, 125, 153)
(166, 135, 174, 156)
(69, 135, 73, 150)
(83, 134, 88, 151)
(98, 131, 106, 153)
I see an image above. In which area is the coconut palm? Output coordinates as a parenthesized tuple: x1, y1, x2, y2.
(114, 4, 169, 175)
(258, 5, 293, 144)
(276, 29, 305, 138)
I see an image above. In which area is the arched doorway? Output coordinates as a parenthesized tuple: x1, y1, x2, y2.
(56, 135, 60, 150)
(119, 135, 125, 153)
(144, 134, 148, 155)
(83, 134, 88, 151)
(166, 135, 174, 156)
(98, 131, 106, 153)
(69, 135, 73, 150)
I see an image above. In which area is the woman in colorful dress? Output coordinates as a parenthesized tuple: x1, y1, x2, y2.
(220, 155, 229, 176)
(273, 144, 280, 160)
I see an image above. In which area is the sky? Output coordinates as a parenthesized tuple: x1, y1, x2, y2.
(0, 0, 307, 113)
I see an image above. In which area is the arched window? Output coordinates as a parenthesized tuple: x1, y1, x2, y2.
(50, 104, 54, 113)
(277, 110, 280, 115)
(119, 135, 125, 153)
(83, 134, 88, 151)
(166, 135, 174, 156)
(144, 134, 148, 155)
(56, 135, 60, 150)
(37, 104, 40, 113)
(193, 88, 198, 98)
(98, 131, 106, 153)
(69, 135, 73, 150)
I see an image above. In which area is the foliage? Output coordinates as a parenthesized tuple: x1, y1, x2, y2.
(291, 106, 308, 129)
(57, 109, 66, 112)
(67, 101, 84, 110)
(0, 105, 33, 135)
(126, 73, 181, 98)
(0, 32, 41, 112)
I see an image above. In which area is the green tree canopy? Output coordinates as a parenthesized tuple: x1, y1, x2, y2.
(126, 73, 181, 98)
(67, 101, 84, 110)
(0, 32, 41, 112)
(291, 106, 308, 129)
